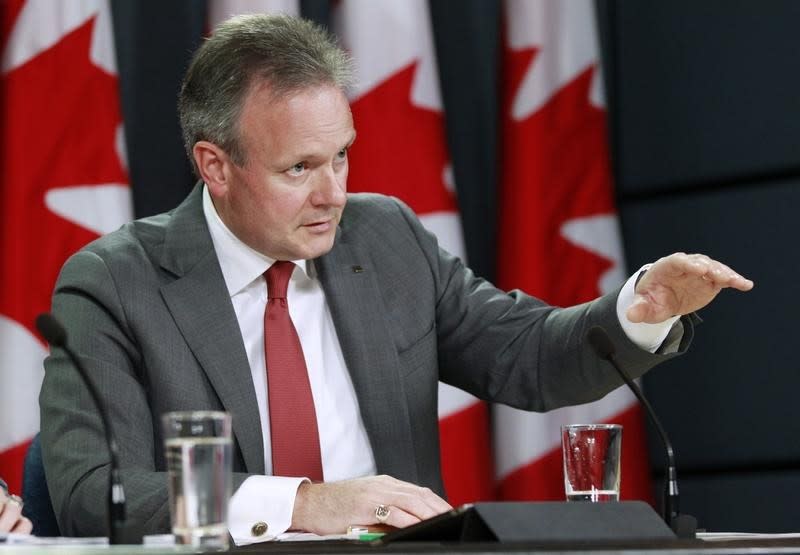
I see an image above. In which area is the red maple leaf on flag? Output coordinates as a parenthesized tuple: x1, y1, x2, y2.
(0, 12, 128, 491)
(0, 14, 126, 339)
(496, 45, 652, 504)
(498, 47, 617, 306)
(347, 62, 457, 215)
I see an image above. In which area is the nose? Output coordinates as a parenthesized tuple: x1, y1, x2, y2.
(311, 166, 347, 207)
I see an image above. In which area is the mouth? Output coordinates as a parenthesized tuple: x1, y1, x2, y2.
(302, 217, 336, 233)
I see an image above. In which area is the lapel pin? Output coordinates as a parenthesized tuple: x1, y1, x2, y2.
(351, 265, 364, 274)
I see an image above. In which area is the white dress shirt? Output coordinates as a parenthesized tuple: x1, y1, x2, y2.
(202, 187, 375, 544)
(201, 185, 678, 544)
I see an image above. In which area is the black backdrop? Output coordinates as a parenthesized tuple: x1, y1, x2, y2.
(109, 0, 800, 533)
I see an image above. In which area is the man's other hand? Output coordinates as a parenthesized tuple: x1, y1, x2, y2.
(291, 475, 452, 535)
(0, 491, 33, 535)
(627, 252, 754, 324)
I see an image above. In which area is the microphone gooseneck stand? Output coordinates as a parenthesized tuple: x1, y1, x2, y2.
(587, 326, 697, 539)
(36, 313, 142, 544)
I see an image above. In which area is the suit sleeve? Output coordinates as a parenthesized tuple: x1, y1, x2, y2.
(389, 197, 694, 411)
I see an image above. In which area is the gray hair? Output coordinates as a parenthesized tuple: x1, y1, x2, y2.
(178, 14, 354, 175)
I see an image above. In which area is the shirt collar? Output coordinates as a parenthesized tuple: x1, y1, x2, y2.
(202, 184, 310, 297)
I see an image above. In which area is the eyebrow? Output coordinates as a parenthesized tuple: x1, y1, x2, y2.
(293, 133, 357, 162)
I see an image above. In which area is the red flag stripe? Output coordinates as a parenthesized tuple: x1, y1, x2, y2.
(496, 0, 653, 504)
(498, 403, 654, 503)
(0, 0, 132, 492)
(439, 401, 495, 506)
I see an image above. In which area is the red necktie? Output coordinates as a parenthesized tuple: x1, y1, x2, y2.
(264, 261, 324, 481)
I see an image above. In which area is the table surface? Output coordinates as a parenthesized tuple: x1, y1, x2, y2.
(6, 534, 800, 555)
(238, 536, 800, 555)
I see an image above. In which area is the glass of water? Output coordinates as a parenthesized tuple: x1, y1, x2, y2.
(561, 423, 622, 502)
(162, 411, 232, 549)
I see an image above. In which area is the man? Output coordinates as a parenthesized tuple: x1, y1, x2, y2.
(39, 14, 752, 544)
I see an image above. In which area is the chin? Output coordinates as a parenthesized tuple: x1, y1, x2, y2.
(306, 242, 336, 260)
(310, 237, 337, 259)
(291, 235, 336, 261)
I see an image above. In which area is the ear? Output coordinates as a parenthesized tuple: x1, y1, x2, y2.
(193, 140, 232, 197)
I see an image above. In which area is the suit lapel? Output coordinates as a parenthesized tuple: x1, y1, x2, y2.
(158, 187, 265, 474)
(316, 231, 418, 483)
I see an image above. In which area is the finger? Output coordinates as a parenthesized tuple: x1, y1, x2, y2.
(376, 476, 452, 512)
(11, 516, 32, 535)
(680, 253, 713, 276)
(379, 505, 421, 529)
(0, 499, 22, 533)
(669, 254, 753, 292)
(730, 275, 754, 291)
(627, 296, 679, 324)
(416, 486, 452, 513)
(385, 491, 445, 522)
(687, 257, 753, 291)
(380, 480, 451, 519)
(707, 263, 754, 291)
(625, 297, 650, 324)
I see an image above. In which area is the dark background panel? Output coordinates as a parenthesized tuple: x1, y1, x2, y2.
(625, 179, 800, 470)
(609, 0, 800, 532)
(430, 0, 501, 283)
(678, 471, 800, 533)
(111, 0, 205, 217)
(611, 0, 800, 195)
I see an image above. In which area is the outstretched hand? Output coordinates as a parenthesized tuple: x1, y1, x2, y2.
(291, 475, 452, 536)
(626, 253, 754, 324)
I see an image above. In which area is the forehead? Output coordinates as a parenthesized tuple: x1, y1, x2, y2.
(234, 81, 354, 167)
(238, 80, 354, 150)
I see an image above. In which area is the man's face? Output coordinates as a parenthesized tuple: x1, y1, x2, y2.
(212, 82, 355, 261)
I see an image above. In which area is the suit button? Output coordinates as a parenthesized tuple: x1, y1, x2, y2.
(251, 521, 269, 536)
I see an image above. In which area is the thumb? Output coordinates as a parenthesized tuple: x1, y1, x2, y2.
(625, 297, 650, 324)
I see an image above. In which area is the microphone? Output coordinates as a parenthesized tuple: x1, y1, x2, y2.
(36, 313, 142, 544)
(586, 326, 696, 539)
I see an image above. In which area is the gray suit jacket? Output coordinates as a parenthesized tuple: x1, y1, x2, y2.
(40, 186, 692, 536)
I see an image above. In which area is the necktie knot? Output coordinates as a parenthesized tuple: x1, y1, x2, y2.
(265, 261, 295, 299)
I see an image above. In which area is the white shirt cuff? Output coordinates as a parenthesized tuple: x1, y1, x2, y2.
(616, 264, 680, 353)
(228, 475, 307, 546)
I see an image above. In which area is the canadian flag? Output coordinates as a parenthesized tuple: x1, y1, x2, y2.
(495, 0, 653, 502)
(333, 0, 494, 505)
(0, 0, 132, 493)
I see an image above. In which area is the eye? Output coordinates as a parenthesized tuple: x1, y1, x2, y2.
(334, 147, 349, 164)
(287, 162, 306, 177)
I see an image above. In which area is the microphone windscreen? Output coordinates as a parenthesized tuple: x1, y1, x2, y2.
(36, 313, 68, 348)
(587, 326, 616, 359)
